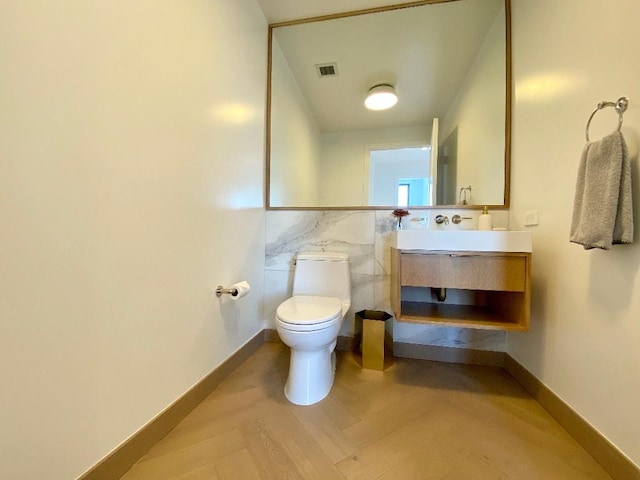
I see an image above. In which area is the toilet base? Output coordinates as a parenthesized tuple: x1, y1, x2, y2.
(284, 347, 336, 406)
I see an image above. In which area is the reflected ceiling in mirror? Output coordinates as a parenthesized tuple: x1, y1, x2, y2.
(267, 0, 511, 210)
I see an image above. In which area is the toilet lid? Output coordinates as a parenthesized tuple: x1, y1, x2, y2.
(276, 295, 342, 325)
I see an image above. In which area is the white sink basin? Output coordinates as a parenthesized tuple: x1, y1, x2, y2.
(392, 230, 532, 252)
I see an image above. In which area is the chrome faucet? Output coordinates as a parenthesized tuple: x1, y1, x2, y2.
(434, 215, 449, 225)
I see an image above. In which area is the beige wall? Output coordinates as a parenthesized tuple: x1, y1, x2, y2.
(509, 0, 640, 467)
(0, 1, 267, 478)
(270, 39, 322, 207)
(319, 126, 430, 206)
(440, 4, 506, 206)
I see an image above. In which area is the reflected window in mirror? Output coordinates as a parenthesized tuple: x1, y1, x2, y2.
(397, 183, 409, 207)
(370, 145, 430, 206)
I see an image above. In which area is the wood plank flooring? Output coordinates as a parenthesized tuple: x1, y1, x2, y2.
(120, 343, 612, 479)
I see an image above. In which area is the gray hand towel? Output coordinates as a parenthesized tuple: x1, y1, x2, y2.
(570, 131, 633, 250)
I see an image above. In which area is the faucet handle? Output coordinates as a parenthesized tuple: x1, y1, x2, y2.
(451, 214, 473, 225)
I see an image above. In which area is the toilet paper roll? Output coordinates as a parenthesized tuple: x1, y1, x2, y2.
(230, 281, 251, 300)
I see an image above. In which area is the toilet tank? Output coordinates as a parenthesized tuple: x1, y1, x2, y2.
(292, 252, 351, 303)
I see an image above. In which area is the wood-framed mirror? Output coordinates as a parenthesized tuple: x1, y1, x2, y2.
(266, 0, 511, 210)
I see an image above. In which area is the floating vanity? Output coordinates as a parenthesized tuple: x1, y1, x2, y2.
(390, 230, 532, 331)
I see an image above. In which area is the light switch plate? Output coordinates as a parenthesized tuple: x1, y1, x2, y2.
(524, 210, 539, 226)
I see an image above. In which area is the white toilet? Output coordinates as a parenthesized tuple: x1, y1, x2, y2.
(275, 252, 351, 405)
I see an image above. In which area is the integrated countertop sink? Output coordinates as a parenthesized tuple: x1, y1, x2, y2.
(392, 229, 532, 253)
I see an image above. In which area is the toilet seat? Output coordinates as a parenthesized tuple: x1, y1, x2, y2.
(276, 295, 342, 332)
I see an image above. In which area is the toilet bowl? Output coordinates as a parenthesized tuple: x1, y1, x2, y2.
(275, 253, 351, 405)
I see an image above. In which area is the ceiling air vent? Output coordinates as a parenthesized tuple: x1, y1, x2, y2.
(315, 62, 338, 78)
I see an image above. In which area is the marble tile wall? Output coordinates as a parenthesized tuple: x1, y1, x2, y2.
(264, 209, 507, 352)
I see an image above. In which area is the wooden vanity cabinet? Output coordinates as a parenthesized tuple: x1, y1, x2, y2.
(390, 247, 531, 331)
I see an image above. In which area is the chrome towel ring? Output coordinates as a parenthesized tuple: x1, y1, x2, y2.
(585, 96, 629, 141)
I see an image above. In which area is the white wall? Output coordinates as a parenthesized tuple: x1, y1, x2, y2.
(270, 39, 322, 207)
(369, 149, 430, 206)
(440, 4, 506, 206)
(0, 1, 267, 479)
(319, 126, 430, 206)
(510, 0, 640, 467)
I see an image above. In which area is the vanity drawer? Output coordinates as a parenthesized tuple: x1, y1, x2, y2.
(400, 252, 527, 292)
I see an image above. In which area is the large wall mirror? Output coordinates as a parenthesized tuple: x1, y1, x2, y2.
(266, 0, 511, 210)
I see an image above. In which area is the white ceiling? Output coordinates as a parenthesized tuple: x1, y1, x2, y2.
(256, 0, 405, 24)
(263, 0, 504, 133)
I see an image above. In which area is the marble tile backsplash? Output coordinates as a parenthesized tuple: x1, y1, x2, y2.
(264, 210, 506, 352)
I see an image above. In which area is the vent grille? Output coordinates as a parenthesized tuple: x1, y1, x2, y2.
(315, 62, 338, 78)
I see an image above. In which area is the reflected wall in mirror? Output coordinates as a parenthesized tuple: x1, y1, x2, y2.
(267, 0, 511, 209)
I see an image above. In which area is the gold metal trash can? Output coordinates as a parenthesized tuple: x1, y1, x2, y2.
(356, 310, 392, 371)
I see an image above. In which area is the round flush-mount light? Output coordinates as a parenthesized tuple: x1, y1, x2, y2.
(365, 84, 398, 110)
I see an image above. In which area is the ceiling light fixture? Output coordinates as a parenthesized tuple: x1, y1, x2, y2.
(364, 84, 398, 110)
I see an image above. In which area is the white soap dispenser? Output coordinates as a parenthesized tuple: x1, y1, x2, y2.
(478, 206, 493, 231)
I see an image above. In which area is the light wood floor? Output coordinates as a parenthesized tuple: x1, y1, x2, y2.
(120, 343, 612, 479)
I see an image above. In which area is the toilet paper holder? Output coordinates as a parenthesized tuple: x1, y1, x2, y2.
(216, 285, 238, 297)
(215, 281, 251, 299)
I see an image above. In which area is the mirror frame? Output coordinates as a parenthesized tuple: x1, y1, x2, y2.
(265, 0, 512, 211)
